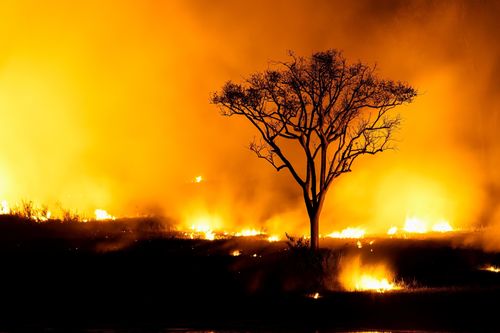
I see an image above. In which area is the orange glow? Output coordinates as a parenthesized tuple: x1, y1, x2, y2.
(0, 1, 498, 246)
(338, 256, 401, 292)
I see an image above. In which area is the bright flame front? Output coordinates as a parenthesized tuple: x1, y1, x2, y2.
(235, 229, 262, 237)
(480, 265, 500, 273)
(327, 227, 366, 239)
(94, 209, 116, 221)
(396, 216, 454, 235)
(338, 256, 401, 292)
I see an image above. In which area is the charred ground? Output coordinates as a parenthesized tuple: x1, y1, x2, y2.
(0, 215, 499, 332)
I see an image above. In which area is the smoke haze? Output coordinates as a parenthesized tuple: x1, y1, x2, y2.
(1, 0, 500, 239)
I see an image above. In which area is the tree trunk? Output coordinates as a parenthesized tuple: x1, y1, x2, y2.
(309, 211, 320, 251)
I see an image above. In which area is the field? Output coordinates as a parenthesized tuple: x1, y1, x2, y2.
(0, 215, 499, 332)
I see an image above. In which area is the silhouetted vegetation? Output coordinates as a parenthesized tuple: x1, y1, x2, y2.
(0, 217, 499, 330)
(213, 50, 417, 250)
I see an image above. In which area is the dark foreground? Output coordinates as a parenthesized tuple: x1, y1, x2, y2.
(0, 216, 499, 332)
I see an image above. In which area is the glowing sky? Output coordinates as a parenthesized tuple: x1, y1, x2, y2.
(1, 0, 500, 236)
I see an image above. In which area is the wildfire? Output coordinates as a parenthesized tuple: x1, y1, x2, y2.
(94, 209, 116, 221)
(0, 199, 457, 244)
(194, 176, 203, 183)
(267, 235, 280, 242)
(230, 250, 241, 256)
(480, 265, 500, 273)
(338, 256, 401, 292)
(403, 216, 428, 233)
(386, 216, 454, 235)
(37, 210, 51, 222)
(189, 222, 216, 240)
(356, 276, 396, 292)
(431, 220, 453, 232)
(327, 227, 366, 239)
(235, 228, 262, 237)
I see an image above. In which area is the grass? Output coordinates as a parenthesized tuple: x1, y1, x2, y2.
(0, 214, 499, 330)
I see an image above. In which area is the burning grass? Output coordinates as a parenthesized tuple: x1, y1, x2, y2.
(327, 227, 366, 239)
(1, 198, 464, 245)
(480, 265, 500, 273)
(0, 212, 499, 299)
(338, 255, 403, 292)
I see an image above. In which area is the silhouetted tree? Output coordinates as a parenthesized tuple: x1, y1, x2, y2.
(212, 50, 416, 250)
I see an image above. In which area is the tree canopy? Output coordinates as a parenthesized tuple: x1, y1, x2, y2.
(212, 50, 417, 249)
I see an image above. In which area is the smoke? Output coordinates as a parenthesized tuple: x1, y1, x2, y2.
(1, 1, 500, 241)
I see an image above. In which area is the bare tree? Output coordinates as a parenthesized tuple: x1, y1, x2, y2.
(212, 50, 416, 250)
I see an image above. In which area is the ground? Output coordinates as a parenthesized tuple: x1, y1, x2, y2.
(0, 215, 499, 332)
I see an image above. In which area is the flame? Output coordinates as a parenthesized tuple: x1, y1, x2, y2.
(403, 216, 453, 234)
(267, 235, 280, 242)
(403, 216, 428, 233)
(94, 209, 116, 221)
(0, 197, 458, 244)
(307, 292, 320, 299)
(230, 250, 241, 256)
(0, 1, 497, 246)
(189, 222, 215, 240)
(356, 276, 396, 292)
(204, 230, 215, 240)
(36, 210, 51, 222)
(184, 214, 223, 240)
(0, 200, 9, 215)
(480, 265, 500, 273)
(194, 176, 203, 183)
(235, 228, 262, 237)
(387, 226, 398, 235)
(338, 256, 401, 292)
(327, 227, 366, 239)
(431, 220, 453, 232)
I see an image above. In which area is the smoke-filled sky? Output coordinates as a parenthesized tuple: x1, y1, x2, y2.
(1, 0, 500, 235)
